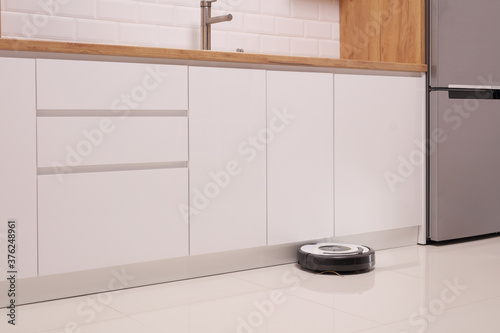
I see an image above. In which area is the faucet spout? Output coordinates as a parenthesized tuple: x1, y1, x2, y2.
(206, 14, 233, 25)
(200, 0, 233, 50)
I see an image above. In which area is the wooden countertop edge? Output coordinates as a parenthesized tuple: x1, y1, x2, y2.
(0, 39, 427, 72)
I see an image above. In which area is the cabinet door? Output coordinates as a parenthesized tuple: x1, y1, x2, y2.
(37, 117, 188, 168)
(334, 74, 425, 236)
(267, 71, 334, 245)
(0, 58, 38, 279)
(38, 168, 188, 275)
(189, 67, 267, 255)
(37, 59, 187, 111)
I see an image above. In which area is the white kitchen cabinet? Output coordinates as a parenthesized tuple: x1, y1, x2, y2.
(36, 59, 187, 111)
(37, 116, 188, 168)
(189, 67, 267, 255)
(267, 71, 334, 245)
(0, 58, 38, 279)
(38, 168, 188, 275)
(334, 74, 425, 236)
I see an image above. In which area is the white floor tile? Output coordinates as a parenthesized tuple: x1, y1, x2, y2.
(372, 245, 429, 279)
(91, 274, 266, 314)
(355, 325, 401, 333)
(268, 293, 380, 333)
(38, 317, 159, 333)
(130, 292, 271, 333)
(390, 296, 500, 333)
(278, 269, 440, 325)
(128, 305, 190, 333)
(0, 296, 123, 333)
(4, 236, 500, 332)
(423, 238, 500, 307)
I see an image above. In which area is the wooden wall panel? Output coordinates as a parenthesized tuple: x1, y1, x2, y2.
(340, 0, 425, 64)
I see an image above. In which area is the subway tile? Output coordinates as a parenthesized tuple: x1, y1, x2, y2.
(228, 0, 260, 13)
(77, 19, 118, 44)
(291, 0, 319, 20)
(158, 25, 199, 50)
(119, 22, 158, 46)
(4, 0, 53, 14)
(139, 3, 176, 26)
(305, 21, 331, 39)
(261, 0, 290, 17)
(244, 14, 275, 35)
(210, 30, 229, 52)
(319, 0, 340, 22)
(16, 14, 76, 41)
(97, 0, 138, 22)
(175, 6, 199, 28)
(158, 0, 198, 7)
(55, 1, 96, 19)
(1, 0, 341, 57)
(319, 40, 340, 58)
(291, 38, 319, 57)
(261, 35, 291, 56)
(0, 12, 30, 38)
(275, 17, 304, 37)
(332, 22, 340, 41)
(228, 32, 261, 54)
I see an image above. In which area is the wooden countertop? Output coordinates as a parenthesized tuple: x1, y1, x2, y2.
(0, 38, 427, 72)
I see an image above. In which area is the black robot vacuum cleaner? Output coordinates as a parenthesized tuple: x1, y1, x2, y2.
(297, 243, 375, 273)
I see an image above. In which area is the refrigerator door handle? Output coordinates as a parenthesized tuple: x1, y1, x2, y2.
(447, 88, 500, 100)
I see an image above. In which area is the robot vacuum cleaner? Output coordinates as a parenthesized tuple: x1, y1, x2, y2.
(297, 243, 375, 273)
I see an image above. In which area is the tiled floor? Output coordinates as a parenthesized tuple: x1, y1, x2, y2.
(3, 236, 500, 333)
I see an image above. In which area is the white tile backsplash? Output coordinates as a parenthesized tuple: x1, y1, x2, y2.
(244, 13, 275, 35)
(97, 0, 138, 23)
(56, 1, 96, 20)
(319, 0, 340, 22)
(158, 26, 198, 49)
(291, 0, 319, 20)
(0, 0, 340, 58)
(305, 21, 331, 39)
(77, 19, 117, 44)
(4, 0, 53, 14)
(275, 17, 303, 37)
(291, 38, 319, 57)
(319, 39, 340, 58)
(138, 3, 176, 26)
(227, 31, 260, 54)
(261, 35, 290, 55)
(119, 22, 158, 46)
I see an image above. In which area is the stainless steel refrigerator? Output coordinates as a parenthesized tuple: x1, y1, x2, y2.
(428, 0, 500, 241)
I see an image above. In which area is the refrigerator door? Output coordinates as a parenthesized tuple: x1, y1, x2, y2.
(430, 90, 500, 241)
(430, 0, 500, 87)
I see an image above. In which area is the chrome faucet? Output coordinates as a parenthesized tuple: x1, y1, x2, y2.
(201, 0, 233, 50)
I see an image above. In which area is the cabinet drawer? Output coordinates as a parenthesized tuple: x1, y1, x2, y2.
(38, 168, 188, 275)
(37, 117, 187, 168)
(36, 59, 187, 111)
